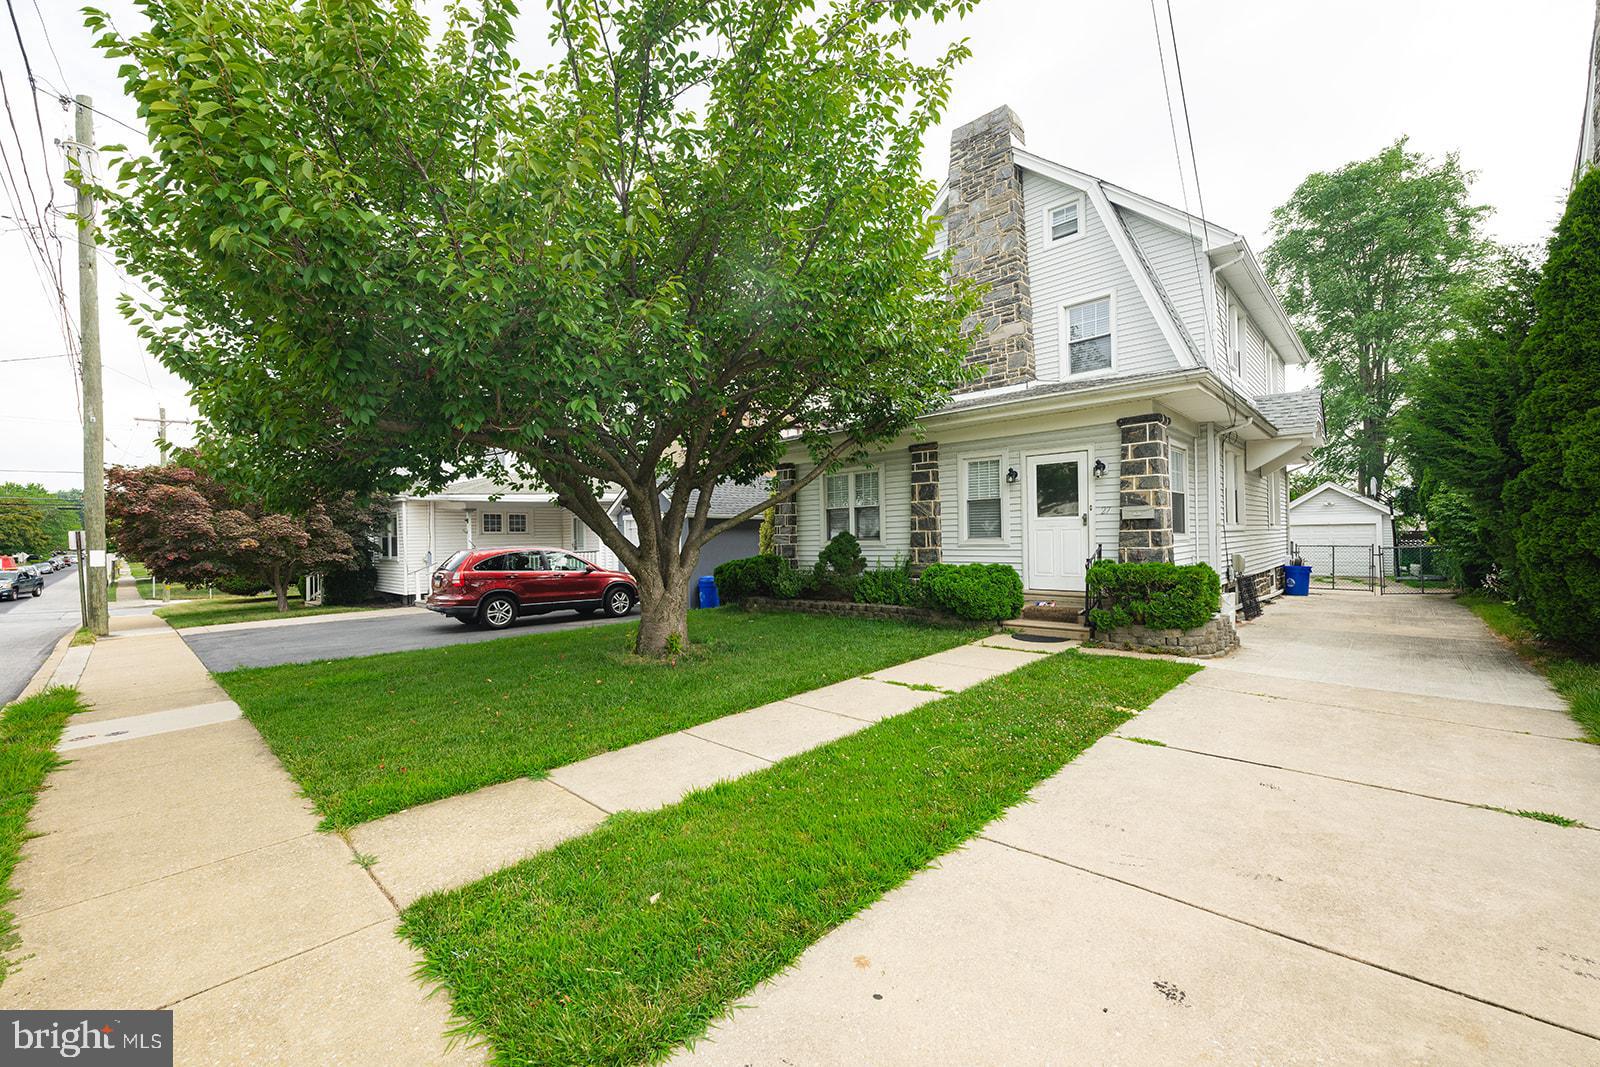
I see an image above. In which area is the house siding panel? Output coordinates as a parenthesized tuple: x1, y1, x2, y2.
(1125, 214, 1210, 364)
(793, 447, 913, 568)
(1024, 172, 1182, 382)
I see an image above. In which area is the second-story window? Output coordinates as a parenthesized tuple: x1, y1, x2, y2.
(1230, 305, 1244, 376)
(1048, 201, 1080, 242)
(1067, 297, 1113, 375)
(1171, 447, 1187, 535)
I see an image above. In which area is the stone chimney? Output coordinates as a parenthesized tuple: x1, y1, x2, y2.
(945, 106, 1035, 392)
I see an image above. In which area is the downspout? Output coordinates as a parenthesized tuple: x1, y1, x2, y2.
(1207, 244, 1248, 369)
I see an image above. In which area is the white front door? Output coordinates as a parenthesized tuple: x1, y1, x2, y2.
(1024, 451, 1090, 591)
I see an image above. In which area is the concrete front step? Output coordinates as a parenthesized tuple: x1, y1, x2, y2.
(1019, 592, 1086, 625)
(1003, 617, 1091, 640)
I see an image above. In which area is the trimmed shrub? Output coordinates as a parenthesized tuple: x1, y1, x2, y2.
(919, 562, 1023, 622)
(855, 558, 921, 607)
(770, 563, 804, 599)
(810, 532, 867, 600)
(1086, 561, 1220, 632)
(214, 574, 270, 597)
(321, 559, 380, 605)
(714, 555, 790, 601)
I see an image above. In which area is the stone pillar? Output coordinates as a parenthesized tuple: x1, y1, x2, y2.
(908, 442, 942, 570)
(772, 464, 797, 561)
(945, 106, 1035, 392)
(1117, 413, 1174, 564)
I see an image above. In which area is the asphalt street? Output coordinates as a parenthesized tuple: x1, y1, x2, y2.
(181, 605, 635, 672)
(0, 568, 84, 705)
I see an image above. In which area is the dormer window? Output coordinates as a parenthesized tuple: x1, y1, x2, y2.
(1048, 201, 1080, 242)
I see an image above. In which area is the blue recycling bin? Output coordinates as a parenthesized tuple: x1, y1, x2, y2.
(1284, 564, 1312, 596)
(697, 574, 720, 609)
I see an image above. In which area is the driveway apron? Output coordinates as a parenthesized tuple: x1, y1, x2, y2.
(675, 593, 1600, 1064)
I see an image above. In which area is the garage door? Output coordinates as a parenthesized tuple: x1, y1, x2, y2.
(1292, 523, 1378, 549)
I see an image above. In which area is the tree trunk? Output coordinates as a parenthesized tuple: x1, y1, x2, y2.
(273, 567, 289, 612)
(631, 559, 694, 658)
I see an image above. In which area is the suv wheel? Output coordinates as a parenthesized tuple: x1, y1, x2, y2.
(602, 585, 636, 618)
(479, 594, 519, 630)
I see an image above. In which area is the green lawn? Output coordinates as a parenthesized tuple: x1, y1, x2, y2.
(0, 687, 82, 985)
(218, 609, 984, 829)
(1460, 592, 1599, 740)
(154, 595, 376, 630)
(401, 650, 1195, 1065)
(137, 578, 214, 601)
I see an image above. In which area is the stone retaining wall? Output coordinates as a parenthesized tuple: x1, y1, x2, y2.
(742, 597, 972, 628)
(1099, 613, 1238, 658)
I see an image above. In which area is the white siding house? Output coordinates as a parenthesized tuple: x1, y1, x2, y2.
(777, 106, 1323, 604)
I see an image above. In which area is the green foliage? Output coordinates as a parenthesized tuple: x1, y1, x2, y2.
(85, 0, 982, 655)
(1086, 561, 1221, 632)
(919, 562, 1024, 622)
(320, 561, 380, 606)
(0, 687, 82, 982)
(1506, 170, 1600, 651)
(713, 555, 791, 601)
(757, 508, 776, 556)
(1267, 139, 1490, 494)
(810, 531, 867, 599)
(1397, 247, 1540, 591)
(213, 575, 269, 597)
(0, 483, 80, 558)
(854, 558, 922, 606)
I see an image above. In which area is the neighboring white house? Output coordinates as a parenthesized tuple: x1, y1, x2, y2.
(374, 476, 769, 603)
(1288, 482, 1395, 552)
(771, 106, 1324, 600)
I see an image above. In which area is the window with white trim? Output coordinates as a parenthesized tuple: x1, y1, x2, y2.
(1230, 304, 1244, 376)
(481, 512, 503, 533)
(1170, 447, 1187, 535)
(824, 470, 880, 541)
(1066, 297, 1112, 375)
(572, 517, 589, 551)
(508, 513, 527, 534)
(963, 457, 1003, 540)
(1225, 450, 1246, 526)
(379, 513, 398, 558)
(1048, 200, 1080, 242)
(1267, 471, 1281, 526)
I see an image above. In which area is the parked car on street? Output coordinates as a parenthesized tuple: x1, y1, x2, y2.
(0, 565, 44, 600)
(425, 547, 638, 629)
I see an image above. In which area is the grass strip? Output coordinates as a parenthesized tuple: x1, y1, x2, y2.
(400, 650, 1196, 1065)
(155, 595, 373, 629)
(0, 687, 82, 984)
(1460, 592, 1600, 740)
(219, 608, 982, 829)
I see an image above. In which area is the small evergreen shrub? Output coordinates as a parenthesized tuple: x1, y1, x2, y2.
(214, 574, 270, 597)
(1086, 561, 1221, 632)
(770, 564, 804, 599)
(919, 562, 1024, 622)
(321, 559, 380, 605)
(855, 558, 922, 607)
(714, 555, 790, 601)
(810, 532, 867, 600)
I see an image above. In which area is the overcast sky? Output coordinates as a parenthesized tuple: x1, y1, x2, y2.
(2, 0, 1591, 492)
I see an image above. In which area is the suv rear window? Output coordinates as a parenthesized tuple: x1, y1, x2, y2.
(439, 550, 471, 573)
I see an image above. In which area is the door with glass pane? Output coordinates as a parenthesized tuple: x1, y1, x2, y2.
(1024, 451, 1089, 591)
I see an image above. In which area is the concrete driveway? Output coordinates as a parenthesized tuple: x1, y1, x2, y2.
(181, 604, 634, 672)
(677, 592, 1600, 1063)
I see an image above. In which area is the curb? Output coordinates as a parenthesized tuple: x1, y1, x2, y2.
(13, 630, 78, 705)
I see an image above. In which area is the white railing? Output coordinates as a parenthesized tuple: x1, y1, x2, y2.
(304, 572, 324, 605)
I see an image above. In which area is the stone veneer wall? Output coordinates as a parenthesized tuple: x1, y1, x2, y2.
(908, 441, 942, 570)
(1117, 413, 1174, 563)
(742, 597, 972, 628)
(1099, 613, 1238, 658)
(945, 105, 1035, 392)
(771, 464, 797, 562)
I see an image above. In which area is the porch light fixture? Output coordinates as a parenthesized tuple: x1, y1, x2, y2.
(1006, 467, 1019, 484)
(1093, 459, 1107, 478)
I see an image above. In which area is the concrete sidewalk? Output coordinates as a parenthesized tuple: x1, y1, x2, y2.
(1, 613, 481, 1064)
(350, 632, 1061, 907)
(676, 594, 1600, 1064)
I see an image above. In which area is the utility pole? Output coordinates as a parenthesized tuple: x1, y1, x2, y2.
(73, 96, 108, 636)
(134, 408, 194, 463)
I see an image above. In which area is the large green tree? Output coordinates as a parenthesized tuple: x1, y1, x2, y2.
(86, 0, 979, 654)
(1506, 171, 1600, 651)
(1397, 247, 1539, 587)
(0, 483, 82, 557)
(1266, 139, 1489, 496)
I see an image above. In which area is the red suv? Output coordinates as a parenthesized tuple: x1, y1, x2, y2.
(425, 547, 638, 629)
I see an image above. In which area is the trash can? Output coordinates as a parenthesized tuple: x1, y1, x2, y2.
(1284, 564, 1312, 596)
(697, 574, 720, 609)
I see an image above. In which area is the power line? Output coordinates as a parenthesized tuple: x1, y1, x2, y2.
(0, 351, 70, 363)
(33, 80, 144, 141)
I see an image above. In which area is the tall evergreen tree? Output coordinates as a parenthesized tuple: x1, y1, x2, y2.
(1507, 171, 1600, 651)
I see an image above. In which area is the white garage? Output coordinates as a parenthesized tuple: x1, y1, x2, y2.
(1288, 482, 1394, 551)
